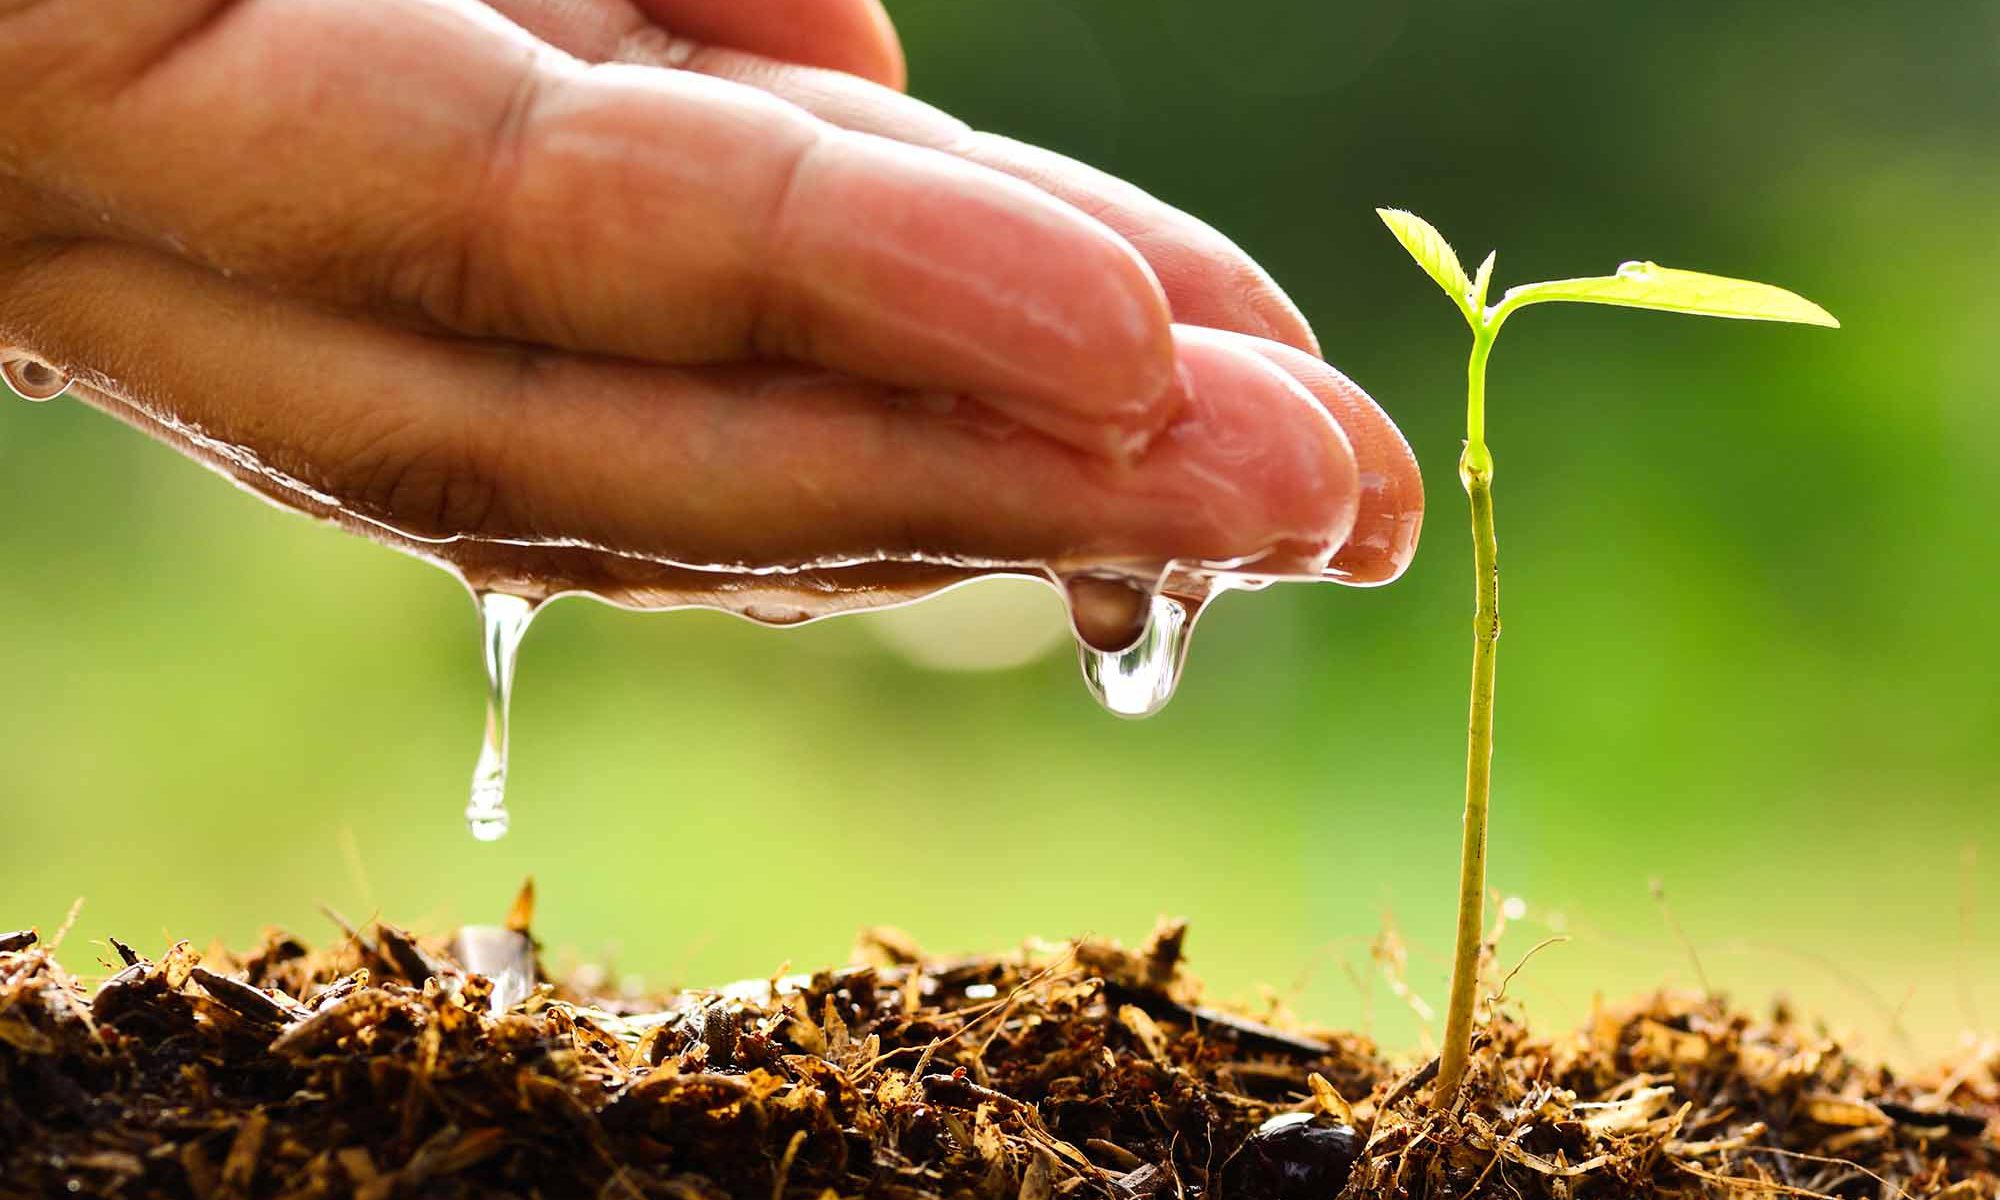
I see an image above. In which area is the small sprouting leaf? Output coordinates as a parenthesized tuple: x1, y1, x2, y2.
(1498, 261, 1838, 327)
(1471, 251, 1497, 312)
(1376, 208, 1473, 315)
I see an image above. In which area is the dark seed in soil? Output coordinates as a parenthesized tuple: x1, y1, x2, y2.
(1222, 1111, 1362, 1200)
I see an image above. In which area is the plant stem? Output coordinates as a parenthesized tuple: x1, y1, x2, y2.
(1436, 325, 1500, 1107)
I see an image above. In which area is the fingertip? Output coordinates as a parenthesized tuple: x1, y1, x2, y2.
(1153, 233, 1320, 355)
(785, 133, 1177, 458)
(1240, 338, 1424, 586)
(952, 135, 1321, 355)
(804, 0, 905, 89)
(1241, 279, 1321, 358)
(635, 0, 907, 90)
(854, 0, 907, 91)
(969, 285, 1180, 464)
(804, 0, 907, 90)
(1248, 274, 1321, 357)
(1004, 200, 1181, 457)
(1161, 326, 1360, 569)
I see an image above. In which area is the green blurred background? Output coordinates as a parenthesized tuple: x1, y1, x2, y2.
(3, 0, 1995, 1061)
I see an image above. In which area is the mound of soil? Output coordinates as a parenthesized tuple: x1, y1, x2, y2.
(1, 901, 1993, 1199)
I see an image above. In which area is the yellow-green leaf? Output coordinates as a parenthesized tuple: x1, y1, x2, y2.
(1471, 251, 1497, 311)
(1498, 261, 1838, 327)
(1376, 208, 1473, 314)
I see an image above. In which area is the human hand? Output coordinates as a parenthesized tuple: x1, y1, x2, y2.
(0, 0, 1421, 620)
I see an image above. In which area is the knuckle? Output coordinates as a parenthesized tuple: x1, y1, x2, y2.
(403, 55, 554, 340)
(353, 216, 492, 337)
(319, 408, 509, 543)
(744, 129, 825, 363)
(314, 52, 557, 342)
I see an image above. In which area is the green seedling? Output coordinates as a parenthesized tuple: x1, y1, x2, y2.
(1376, 208, 1838, 1108)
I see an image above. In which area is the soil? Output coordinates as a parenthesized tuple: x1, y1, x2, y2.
(1, 894, 1994, 1200)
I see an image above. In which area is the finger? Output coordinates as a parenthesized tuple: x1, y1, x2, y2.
(1236, 338, 1424, 585)
(453, 4, 1317, 352)
(480, 0, 905, 90)
(6, 241, 1359, 582)
(630, 0, 905, 90)
(625, 41, 1321, 354)
(44, 0, 1175, 457)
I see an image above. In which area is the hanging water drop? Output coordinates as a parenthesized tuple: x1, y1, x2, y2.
(467, 591, 537, 841)
(1075, 589, 1196, 718)
(1063, 573, 1155, 653)
(1, 356, 71, 402)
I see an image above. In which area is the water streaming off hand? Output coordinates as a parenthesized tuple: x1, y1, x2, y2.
(459, 569, 1232, 838)
(0, 347, 1359, 844)
(466, 592, 538, 842)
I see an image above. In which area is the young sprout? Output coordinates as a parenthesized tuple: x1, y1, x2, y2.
(1375, 209, 1838, 1108)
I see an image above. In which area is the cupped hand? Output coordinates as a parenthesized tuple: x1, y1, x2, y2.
(0, 0, 1421, 615)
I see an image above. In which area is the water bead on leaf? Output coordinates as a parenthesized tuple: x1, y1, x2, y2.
(1493, 260, 1840, 327)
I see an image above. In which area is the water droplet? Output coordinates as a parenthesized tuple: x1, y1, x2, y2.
(1061, 572, 1154, 653)
(467, 591, 537, 841)
(1616, 260, 1660, 282)
(453, 925, 536, 1011)
(1, 357, 71, 402)
(1075, 589, 1197, 718)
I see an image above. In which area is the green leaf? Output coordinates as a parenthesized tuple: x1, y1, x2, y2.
(1376, 208, 1473, 316)
(1471, 251, 1497, 312)
(1496, 261, 1839, 327)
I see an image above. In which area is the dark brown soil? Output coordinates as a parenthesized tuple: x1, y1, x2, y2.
(1, 896, 1994, 1200)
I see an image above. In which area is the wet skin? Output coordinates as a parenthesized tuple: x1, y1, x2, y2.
(0, 0, 1423, 643)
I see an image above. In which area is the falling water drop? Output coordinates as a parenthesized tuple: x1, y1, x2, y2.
(1, 357, 72, 402)
(467, 591, 538, 841)
(1074, 588, 1197, 719)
